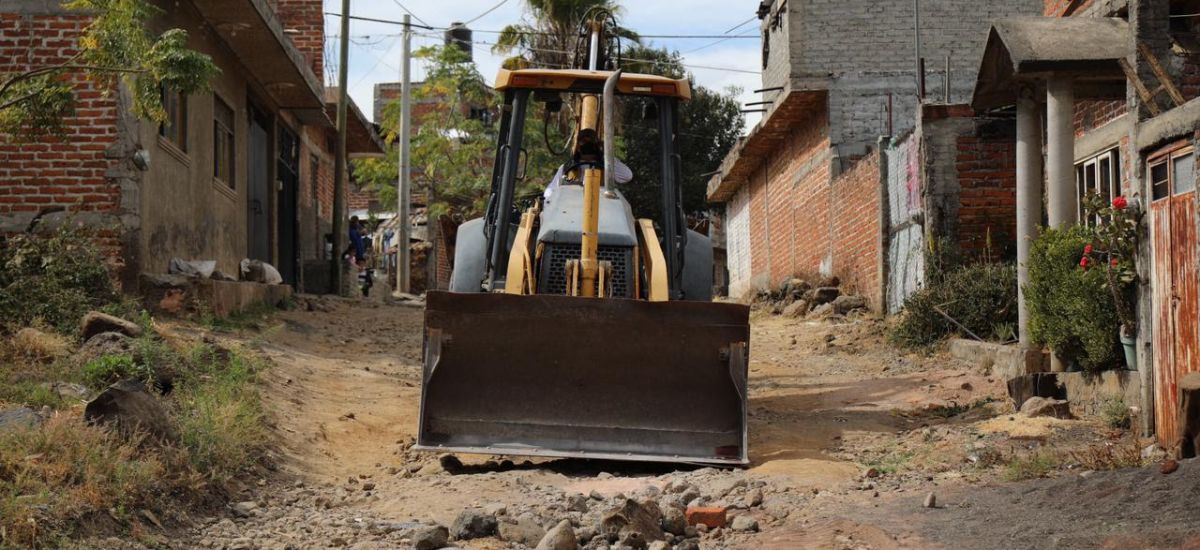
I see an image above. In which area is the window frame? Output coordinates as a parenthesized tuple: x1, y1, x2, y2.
(1147, 143, 1195, 203)
(213, 94, 236, 191)
(1075, 147, 1121, 224)
(158, 85, 188, 153)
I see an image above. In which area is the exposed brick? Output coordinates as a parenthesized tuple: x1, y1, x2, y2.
(685, 506, 728, 529)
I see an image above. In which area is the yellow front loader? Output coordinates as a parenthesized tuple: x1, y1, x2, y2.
(416, 66, 751, 466)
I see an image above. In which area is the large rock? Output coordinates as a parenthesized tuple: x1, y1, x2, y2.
(412, 525, 450, 550)
(782, 300, 810, 318)
(782, 278, 811, 300)
(598, 499, 664, 544)
(661, 503, 687, 536)
(77, 332, 136, 365)
(80, 311, 142, 341)
(809, 287, 840, 305)
(0, 407, 44, 433)
(535, 520, 580, 550)
(1020, 396, 1071, 419)
(84, 379, 173, 441)
(731, 515, 759, 532)
(831, 295, 867, 314)
(498, 518, 546, 546)
(1007, 373, 1066, 410)
(450, 510, 497, 540)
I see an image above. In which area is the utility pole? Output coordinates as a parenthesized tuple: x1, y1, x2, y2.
(331, 0, 351, 295)
(396, 14, 412, 295)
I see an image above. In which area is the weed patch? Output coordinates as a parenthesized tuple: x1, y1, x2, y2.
(1003, 451, 1059, 481)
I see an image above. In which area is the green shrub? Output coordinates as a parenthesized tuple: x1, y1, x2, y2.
(890, 262, 1019, 349)
(1101, 398, 1132, 430)
(0, 222, 128, 334)
(173, 345, 266, 480)
(81, 354, 153, 389)
(1026, 226, 1122, 371)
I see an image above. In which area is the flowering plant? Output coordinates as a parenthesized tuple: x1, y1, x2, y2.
(1079, 194, 1141, 336)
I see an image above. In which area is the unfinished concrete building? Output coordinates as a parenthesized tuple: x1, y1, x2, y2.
(707, 0, 1042, 305)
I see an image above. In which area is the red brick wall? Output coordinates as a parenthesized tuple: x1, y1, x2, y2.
(0, 14, 121, 235)
(831, 152, 882, 302)
(274, 0, 324, 78)
(1074, 99, 1126, 136)
(956, 134, 1018, 259)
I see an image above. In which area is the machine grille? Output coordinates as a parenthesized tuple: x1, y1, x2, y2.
(539, 243, 634, 298)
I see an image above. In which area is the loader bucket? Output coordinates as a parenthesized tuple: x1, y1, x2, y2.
(416, 291, 751, 466)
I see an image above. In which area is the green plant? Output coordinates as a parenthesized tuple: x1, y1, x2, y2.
(890, 262, 1018, 349)
(173, 345, 266, 479)
(1101, 398, 1133, 430)
(0, 222, 131, 334)
(1026, 225, 1122, 370)
(1079, 193, 1141, 335)
(82, 354, 152, 388)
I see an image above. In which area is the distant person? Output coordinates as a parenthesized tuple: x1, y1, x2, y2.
(348, 216, 367, 269)
(544, 128, 632, 202)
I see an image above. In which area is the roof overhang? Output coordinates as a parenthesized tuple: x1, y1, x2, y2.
(326, 89, 387, 158)
(191, 0, 329, 126)
(495, 69, 692, 100)
(706, 88, 827, 203)
(973, 17, 1132, 111)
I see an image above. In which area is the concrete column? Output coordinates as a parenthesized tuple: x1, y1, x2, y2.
(1046, 74, 1078, 227)
(1016, 86, 1044, 347)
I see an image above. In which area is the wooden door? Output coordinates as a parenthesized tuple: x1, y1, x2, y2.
(1151, 148, 1200, 446)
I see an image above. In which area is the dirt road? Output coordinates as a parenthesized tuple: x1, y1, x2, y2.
(149, 299, 1200, 550)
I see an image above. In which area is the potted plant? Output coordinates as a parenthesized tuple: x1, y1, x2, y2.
(1080, 194, 1141, 370)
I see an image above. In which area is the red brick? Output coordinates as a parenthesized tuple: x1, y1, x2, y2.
(685, 506, 727, 529)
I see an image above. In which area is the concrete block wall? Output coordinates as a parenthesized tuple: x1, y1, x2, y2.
(776, 0, 1042, 148)
(726, 185, 753, 298)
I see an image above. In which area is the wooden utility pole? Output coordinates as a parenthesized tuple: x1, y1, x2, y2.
(331, 0, 351, 295)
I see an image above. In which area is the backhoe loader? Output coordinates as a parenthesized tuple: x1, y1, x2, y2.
(416, 27, 751, 466)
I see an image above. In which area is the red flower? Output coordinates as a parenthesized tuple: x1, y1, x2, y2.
(1084, 244, 1094, 254)
(1112, 196, 1128, 210)
(1080, 256, 1090, 269)
(1111, 258, 1119, 268)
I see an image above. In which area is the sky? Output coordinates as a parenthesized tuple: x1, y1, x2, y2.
(324, 0, 764, 130)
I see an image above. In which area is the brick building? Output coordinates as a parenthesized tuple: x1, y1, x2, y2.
(0, 0, 383, 293)
(707, 0, 1041, 304)
(970, 0, 1200, 447)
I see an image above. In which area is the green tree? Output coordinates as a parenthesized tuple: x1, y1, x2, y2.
(355, 45, 561, 222)
(618, 46, 743, 219)
(493, 0, 636, 70)
(0, 0, 218, 138)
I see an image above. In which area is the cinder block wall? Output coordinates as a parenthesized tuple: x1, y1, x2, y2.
(761, 0, 1042, 150)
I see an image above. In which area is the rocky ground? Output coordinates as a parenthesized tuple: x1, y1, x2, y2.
(82, 296, 1200, 550)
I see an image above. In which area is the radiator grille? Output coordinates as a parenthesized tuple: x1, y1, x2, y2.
(539, 244, 634, 298)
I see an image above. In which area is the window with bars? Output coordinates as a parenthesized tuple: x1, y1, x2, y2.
(213, 96, 235, 189)
(1075, 148, 1121, 224)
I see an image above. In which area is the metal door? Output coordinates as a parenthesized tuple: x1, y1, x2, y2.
(247, 104, 271, 263)
(277, 125, 300, 286)
(1152, 148, 1199, 446)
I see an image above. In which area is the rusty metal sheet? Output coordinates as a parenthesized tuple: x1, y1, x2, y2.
(415, 291, 751, 465)
(1153, 198, 1177, 445)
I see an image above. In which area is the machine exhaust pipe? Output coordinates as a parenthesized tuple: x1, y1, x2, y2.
(603, 69, 621, 192)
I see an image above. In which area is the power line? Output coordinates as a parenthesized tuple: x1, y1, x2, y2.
(391, 0, 431, 28)
(460, 0, 511, 27)
(683, 30, 758, 55)
(326, 13, 759, 40)
(325, 12, 436, 30)
(724, 16, 758, 34)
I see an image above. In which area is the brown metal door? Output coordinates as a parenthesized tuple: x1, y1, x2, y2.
(1152, 149, 1199, 446)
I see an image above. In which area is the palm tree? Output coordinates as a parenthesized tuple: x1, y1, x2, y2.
(493, 0, 637, 70)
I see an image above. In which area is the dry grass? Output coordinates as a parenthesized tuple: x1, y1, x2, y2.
(6, 327, 70, 361)
(0, 413, 168, 548)
(1069, 434, 1145, 472)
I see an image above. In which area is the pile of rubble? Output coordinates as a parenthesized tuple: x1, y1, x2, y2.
(747, 276, 868, 320)
(399, 466, 789, 550)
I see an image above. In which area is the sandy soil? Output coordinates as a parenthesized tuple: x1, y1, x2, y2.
(105, 298, 1200, 550)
